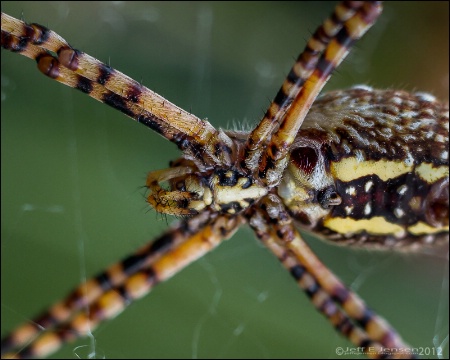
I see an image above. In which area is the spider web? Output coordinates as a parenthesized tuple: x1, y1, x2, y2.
(1, 2, 449, 359)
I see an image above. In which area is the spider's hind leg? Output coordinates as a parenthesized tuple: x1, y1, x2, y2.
(247, 196, 416, 359)
(1, 212, 244, 359)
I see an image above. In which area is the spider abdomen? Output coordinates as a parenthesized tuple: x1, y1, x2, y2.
(282, 87, 449, 250)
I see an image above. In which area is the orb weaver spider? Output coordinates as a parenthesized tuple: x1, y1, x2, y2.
(1, 1, 448, 359)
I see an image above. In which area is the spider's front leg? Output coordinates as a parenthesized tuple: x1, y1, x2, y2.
(1, 12, 236, 170)
(243, 1, 382, 181)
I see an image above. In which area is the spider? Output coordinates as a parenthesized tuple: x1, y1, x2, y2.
(1, 2, 449, 359)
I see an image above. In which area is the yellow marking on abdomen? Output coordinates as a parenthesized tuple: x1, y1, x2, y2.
(332, 157, 449, 186)
(331, 157, 413, 182)
(324, 216, 405, 237)
(331, 157, 413, 181)
(407, 221, 449, 235)
(415, 163, 449, 183)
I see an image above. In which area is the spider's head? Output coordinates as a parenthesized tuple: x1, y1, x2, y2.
(147, 157, 268, 216)
(278, 143, 341, 228)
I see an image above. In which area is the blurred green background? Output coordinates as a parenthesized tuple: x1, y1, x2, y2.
(2, 2, 448, 359)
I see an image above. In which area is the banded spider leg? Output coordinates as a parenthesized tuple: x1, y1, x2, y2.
(2, 1, 448, 358)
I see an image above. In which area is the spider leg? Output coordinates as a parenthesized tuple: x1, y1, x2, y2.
(1, 212, 243, 359)
(1, 13, 234, 168)
(241, 2, 382, 186)
(247, 200, 416, 359)
(243, 1, 374, 174)
(262, 1, 382, 186)
(248, 209, 382, 354)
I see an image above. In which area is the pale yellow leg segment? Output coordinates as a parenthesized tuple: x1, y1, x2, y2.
(243, 1, 368, 173)
(281, 224, 413, 357)
(1, 12, 234, 167)
(249, 197, 414, 358)
(249, 209, 382, 355)
(1, 211, 216, 357)
(2, 214, 243, 359)
(261, 2, 383, 186)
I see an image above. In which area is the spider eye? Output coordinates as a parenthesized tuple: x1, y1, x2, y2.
(317, 187, 342, 209)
